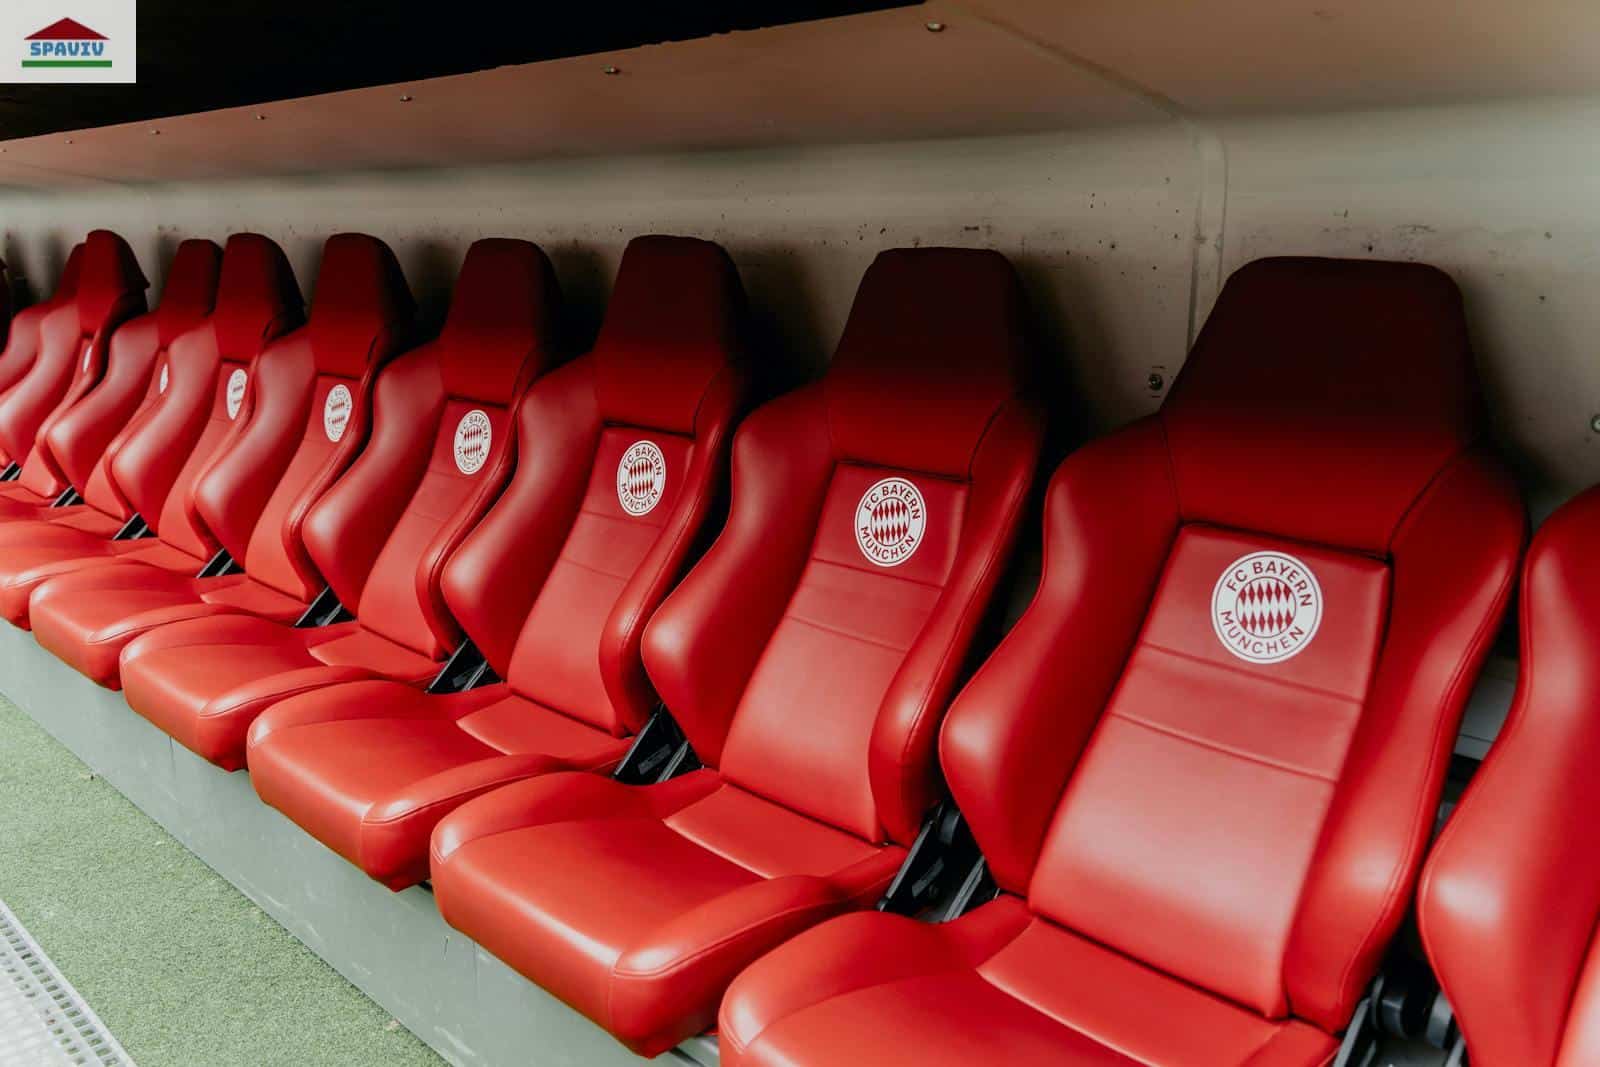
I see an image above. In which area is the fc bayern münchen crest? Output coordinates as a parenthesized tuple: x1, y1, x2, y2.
(855, 477, 926, 567)
(617, 440, 666, 516)
(1210, 550, 1323, 664)
(453, 409, 492, 475)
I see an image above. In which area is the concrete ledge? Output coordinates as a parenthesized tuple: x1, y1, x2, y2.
(0, 623, 717, 1067)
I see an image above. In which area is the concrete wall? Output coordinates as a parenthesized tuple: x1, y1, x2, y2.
(1, 92, 1597, 507)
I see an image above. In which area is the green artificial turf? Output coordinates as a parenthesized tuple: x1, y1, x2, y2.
(0, 694, 443, 1067)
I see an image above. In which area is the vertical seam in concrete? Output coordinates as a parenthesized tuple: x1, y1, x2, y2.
(943, 2, 1229, 349)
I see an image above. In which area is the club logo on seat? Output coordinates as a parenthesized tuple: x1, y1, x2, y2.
(855, 477, 926, 567)
(1211, 551, 1323, 664)
(323, 384, 352, 443)
(453, 409, 492, 475)
(617, 440, 666, 516)
(158, 364, 169, 394)
(225, 369, 247, 419)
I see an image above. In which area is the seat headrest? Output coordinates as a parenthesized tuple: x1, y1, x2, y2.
(74, 229, 148, 332)
(593, 235, 745, 435)
(439, 238, 561, 406)
(155, 239, 222, 344)
(823, 248, 1033, 477)
(212, 233, 303, 361)
(306, 233, 415, 378)
(52, 243, 84, 304)
(1161, 257, 1481, 554)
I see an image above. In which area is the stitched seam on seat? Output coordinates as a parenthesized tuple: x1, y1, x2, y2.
(361, 765, 550, 827)
(1110, 712, 1339, 784)
(660, 816, 778, 880)
(805, 551, 947, 590)
(780, 612, 911, 655)
(206, 676, 362, 718)
(976, 966, 1156, 1067)
(1139, 640, 1365, 705)
(610, 898, 840, 980)
(551, 551, 632, 583)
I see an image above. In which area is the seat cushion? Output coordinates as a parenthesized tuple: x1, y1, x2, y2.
(721, 896, 1339, 1067)
(30, 564, 307, 688)
(118, 615, 439, 770)
(0, 532, 198, 627)
(429, 770, 902, 1057)
(0, 506, 123, 545)
(245, 681, 630, 889)
(0, 482, 56, 522)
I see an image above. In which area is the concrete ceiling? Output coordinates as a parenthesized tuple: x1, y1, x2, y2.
(0, 0, 1595, 188)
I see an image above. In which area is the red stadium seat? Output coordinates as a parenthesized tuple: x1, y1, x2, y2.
(0, 244, 82, 397)
(0, 238, 227, 625)
(715, 258, 1525, 1067)
(1418, 486, 1600, 1067)
(0, 231, 148, 511)
(244, 235, 750, 891)
(112, 238, 561, 770)
(30, 232, 406, 688)
(428, 247, 1045, 1056)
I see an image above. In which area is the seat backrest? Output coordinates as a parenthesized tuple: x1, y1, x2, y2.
(643, 248, 1043, 846)
(939, 257, 1524, 1033)
(29, 239, 220, 506)
(0, 243, 82, 397)
(0, 232, 146, 469)
(1416, 485, 1600, 1067)
(300, 238, 561, 659)
(100, 234, 302, 556)
(440, 235, 748, 737)
(192, 233, 411, 600)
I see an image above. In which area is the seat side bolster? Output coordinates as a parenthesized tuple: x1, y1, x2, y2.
(440, 359, 601, 675)
(868, 396, 1043, 846)
(640, 388, 834, 769)
(940, 417, 1180, 893)
(600, 361, 750, 736)
(608, 873, 865, 1057)
(1285, 448, 1525, 1032)
(301, 346, 441, 611)
(1417, 485, 1600, 1067)
(719, 896, 1031, 1056)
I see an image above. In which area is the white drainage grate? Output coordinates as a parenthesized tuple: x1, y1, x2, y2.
(0, 898, 134, 1066)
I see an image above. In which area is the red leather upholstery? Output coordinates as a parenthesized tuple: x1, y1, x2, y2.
(719, 257, 1525, 1067)
(1418, 486, 1600, 1067)
(0, 244, 82, 398)
(117, 238, 560, 771)
(0, 231, 146, 510)
(29, 233, 413, 689)
(430, 247, 1044, 1056)
(246, 235, 748, 889)
(0, 240, 224, 626)
(0, 238, 302, 630)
